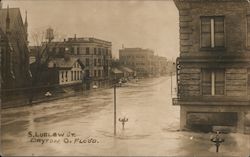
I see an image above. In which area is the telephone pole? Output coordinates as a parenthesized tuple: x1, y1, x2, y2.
(114, 84, 117, 136)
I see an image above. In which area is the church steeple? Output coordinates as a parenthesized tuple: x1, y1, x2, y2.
(6, 5, 10, 35)
(0, 0, 3, 9)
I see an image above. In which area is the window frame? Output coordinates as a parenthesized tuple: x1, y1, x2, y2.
(200, 16, 226, 51)
(201, 68, 225, 96)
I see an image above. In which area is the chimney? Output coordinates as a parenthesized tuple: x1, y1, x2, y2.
(74, 34, 76, 41)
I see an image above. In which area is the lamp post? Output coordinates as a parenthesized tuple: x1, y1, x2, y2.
(119, 117, 128, 130)
(210, 131, 225, 153)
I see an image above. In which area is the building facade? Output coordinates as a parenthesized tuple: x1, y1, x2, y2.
(0, 6, 30, 91)
(119, 48, 154, 77)
(173, 0, 250, 133)
(47, 58, 84, 85)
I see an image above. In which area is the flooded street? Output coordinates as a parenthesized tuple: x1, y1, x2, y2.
(1, 76, 250, 156)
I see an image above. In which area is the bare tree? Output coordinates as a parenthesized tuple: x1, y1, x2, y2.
(28, 28, 61, 104)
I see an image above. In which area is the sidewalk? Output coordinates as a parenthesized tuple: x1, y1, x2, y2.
(1, 83, 115, 109)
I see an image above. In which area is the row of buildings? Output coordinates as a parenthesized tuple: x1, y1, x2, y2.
(0, 4, 172, 103)
(29, 36, 113, 90)
(173, 0, 250, 134)
(119, 48, 171, 77)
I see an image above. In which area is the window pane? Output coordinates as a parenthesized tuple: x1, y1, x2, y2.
(201, 18, 211, 33)
(214, 17, 224, 33)
(201, 33, 211, 48)
(215, 69, 225, 95)
(201, 17, 211, 48)
(214, 17, 224, 47)
(202, 69, 212, 95)
(214, 32, 224, 47)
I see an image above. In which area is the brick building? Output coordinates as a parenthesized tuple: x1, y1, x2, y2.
(119, 48, 154, 77)
(173, 0, 250, 133)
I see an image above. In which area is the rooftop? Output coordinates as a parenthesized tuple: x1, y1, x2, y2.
(48, 57, 84, 69)
(120, 48, 154, 52)
(67, 37, 112, 45)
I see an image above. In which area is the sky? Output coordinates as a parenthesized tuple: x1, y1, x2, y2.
(3, 0, 179, 59)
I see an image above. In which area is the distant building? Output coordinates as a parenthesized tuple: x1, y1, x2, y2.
(173, 0, 250, 133)
(111, 68, 124, 81)
(119, 66, 135, 79)
(119, 48, 154, 77)
(0, 6, 30, 90)
(152, 55, 170, 76)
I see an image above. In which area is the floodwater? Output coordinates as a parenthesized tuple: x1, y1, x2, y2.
(1, 76, 250, 156)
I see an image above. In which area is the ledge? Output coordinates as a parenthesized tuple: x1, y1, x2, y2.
(172, 97, 250, 106)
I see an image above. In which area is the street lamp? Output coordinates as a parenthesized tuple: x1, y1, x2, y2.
(210, 131, 225, 153)
(119, 117, 128, 130)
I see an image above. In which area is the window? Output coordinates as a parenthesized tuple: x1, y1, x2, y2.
(98, 59, 101, 66)
(65, 71, 68, 82)
(78, 71, 80, 80)
(94, 70, 97, 77)
(98, 70, 101, 77)
(101, 48, 104, 55)
(94, 48, 97, 55)
(71, 71, 73, 81)
(61, 71, 64, 82)
(86, 47, 89, 55)
(202, 69, 225, 95)
(98, 48, 101, 55)
(86, 70, 90, 78)
(77, 47, 80, 55)
(60, 47, 65, 53)
(201, 16, 224, 48)
(94, 59, 97, 66)
(86, 58, 89, 66)
(74, 71, 76, 80)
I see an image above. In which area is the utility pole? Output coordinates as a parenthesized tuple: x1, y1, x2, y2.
(114, 84, 117, 136)
(171, 72, 173, 97)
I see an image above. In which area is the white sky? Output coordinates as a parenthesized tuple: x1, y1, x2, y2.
(3, 0, 179, 59)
